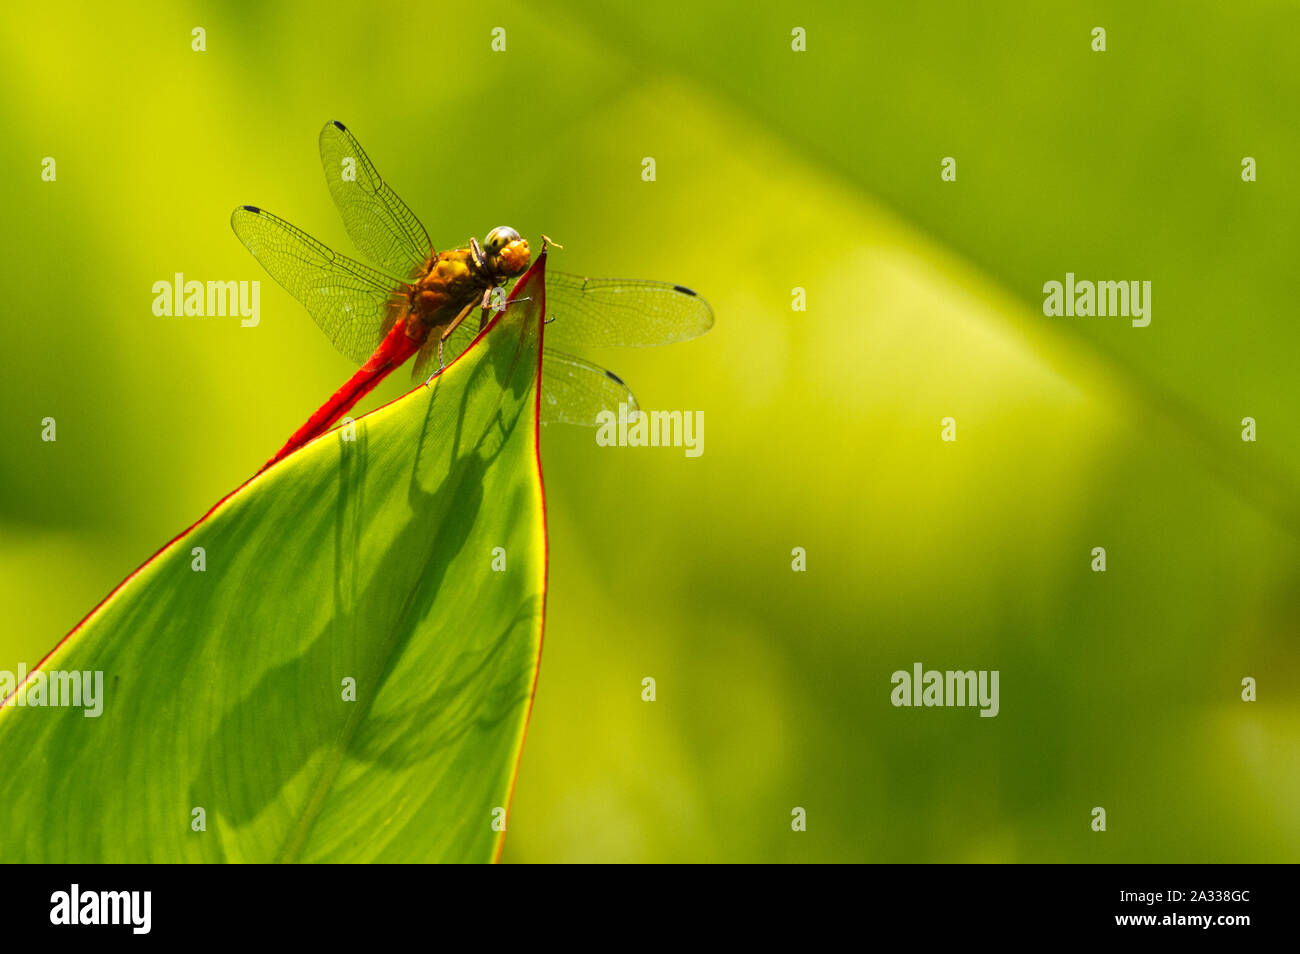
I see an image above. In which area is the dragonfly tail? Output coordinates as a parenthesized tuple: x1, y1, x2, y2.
(257, 329, 420, 474)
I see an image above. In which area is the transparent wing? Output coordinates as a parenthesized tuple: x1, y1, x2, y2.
(539, 349, 639, 427)
(319, 120, 433, 279)
(545, 270, 714, 348)
(408, 301, 641, 425)
(231, 205, 404, 364)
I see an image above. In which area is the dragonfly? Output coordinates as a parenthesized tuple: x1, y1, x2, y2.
(232, 120, 713, 472)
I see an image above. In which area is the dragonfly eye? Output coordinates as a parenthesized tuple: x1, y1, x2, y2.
(484, 226, 522, 255)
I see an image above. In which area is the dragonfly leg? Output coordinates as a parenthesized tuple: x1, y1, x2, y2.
(477, 286, 534, 330)
(437, 299, 479, 371)
(469, 237, 486, 270)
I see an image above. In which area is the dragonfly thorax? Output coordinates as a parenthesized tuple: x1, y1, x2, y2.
(405, 231, 527, 336)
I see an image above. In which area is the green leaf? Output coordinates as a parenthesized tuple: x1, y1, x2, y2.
(0, 254, 550, 863)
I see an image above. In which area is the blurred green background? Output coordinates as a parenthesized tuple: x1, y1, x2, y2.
(2, 1, 1297, 862)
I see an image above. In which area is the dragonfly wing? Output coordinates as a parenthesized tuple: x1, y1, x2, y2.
(410, 335, 439, 386)
(319, 120, 433, 279)
(540, 349, 639, 427)
(545, 269, 714, 349)
(231, 205, 403, 364)
(411, 308, 641, 426)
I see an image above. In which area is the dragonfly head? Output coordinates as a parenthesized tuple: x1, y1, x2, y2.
(483, 226, 530, 280)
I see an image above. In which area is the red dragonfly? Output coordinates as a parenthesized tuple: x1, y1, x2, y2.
(233, 121, 713, 472)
